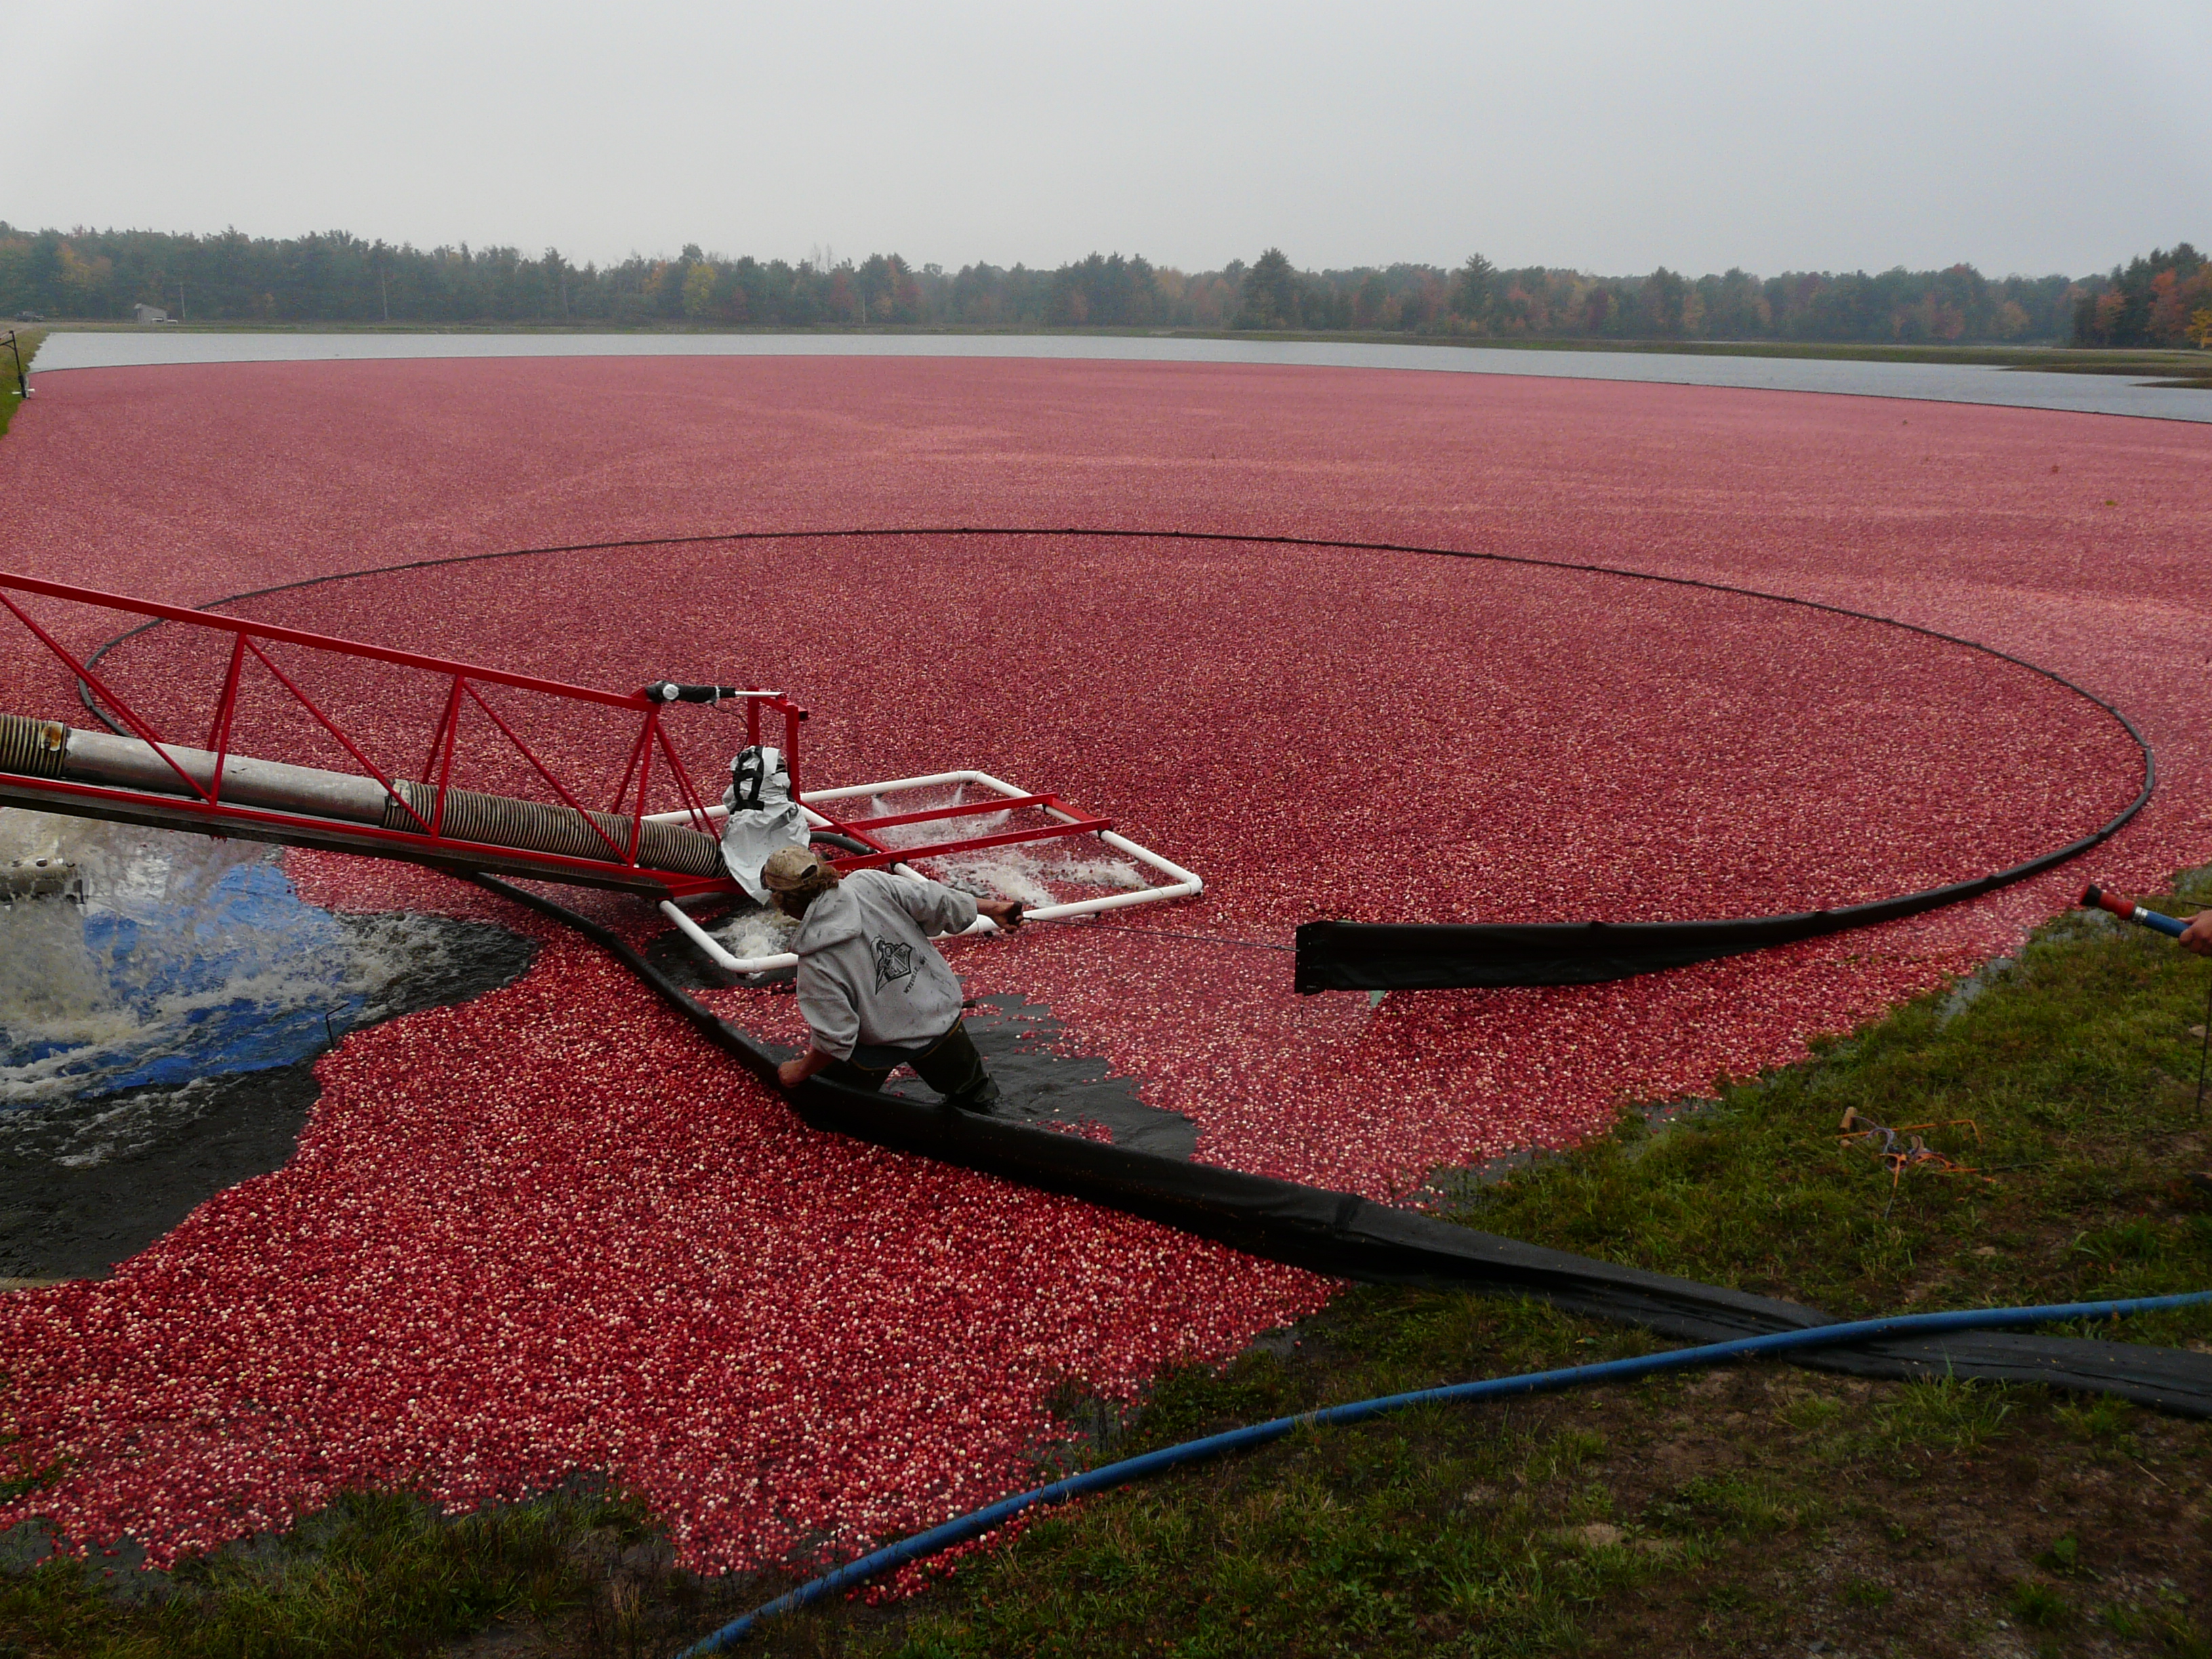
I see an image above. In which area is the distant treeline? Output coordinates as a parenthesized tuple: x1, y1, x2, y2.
(2069, 244, 2211, 349)
(1, 222, 2205, 348)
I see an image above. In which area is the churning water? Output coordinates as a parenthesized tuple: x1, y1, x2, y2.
(860, 791, 1149, 907)
(0, 810, 474, 1111)
(0, 813, 531, 1273)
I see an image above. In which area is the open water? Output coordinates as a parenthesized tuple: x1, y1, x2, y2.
(0, 813, 466, 1111)
(26, 331, 2212, 424)
(0, 812, 535, 1278)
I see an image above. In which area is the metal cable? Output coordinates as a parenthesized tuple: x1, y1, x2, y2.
(1038, 915, 1292, 952)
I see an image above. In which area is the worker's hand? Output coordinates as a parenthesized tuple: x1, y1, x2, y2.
(777, 1048, 836, 1090)
(2182, 912, 2212, 958)
(977, 899, 1025, 929)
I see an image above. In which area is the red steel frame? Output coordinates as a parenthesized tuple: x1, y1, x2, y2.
(0, 571, 1115, 897)
(809, 796, 1115, 873)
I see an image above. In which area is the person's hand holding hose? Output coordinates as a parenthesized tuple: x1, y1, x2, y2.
(2183, 913, 2212, 958)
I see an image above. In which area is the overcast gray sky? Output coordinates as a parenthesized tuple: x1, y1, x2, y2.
(8, 0, 2207, 278)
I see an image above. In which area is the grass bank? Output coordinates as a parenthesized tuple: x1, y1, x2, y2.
(0, 329, 40, 441)
(7, 882, 2212, 1655)
(734, 878, 2212, 1658)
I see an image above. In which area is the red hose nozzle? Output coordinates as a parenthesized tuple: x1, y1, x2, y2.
(2079, 883, 2189, 940)
(2082, 883, 2138, 920)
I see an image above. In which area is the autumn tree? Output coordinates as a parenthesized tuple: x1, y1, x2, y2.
(2072, 245, 2209, 346)
(856, 253, 922, 324)
(1636, 267, 1687, 335)
(681, 262, 716, 319)
(1696, 268, 1770, 338)
(0, 219, 2112, 343)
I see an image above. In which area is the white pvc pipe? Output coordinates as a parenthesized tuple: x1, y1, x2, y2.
(649, 768, 1202, 969)
(1018, 828, 1204, 921)
(656, 898, 1000, 976)
(657, 899, 796, 975)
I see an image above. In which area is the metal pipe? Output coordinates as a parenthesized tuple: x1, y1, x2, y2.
(0, 712, 724, 887)
(656, 893, 1000, 978)
(60, 727, 395, 822)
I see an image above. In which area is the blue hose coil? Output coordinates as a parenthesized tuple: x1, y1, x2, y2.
(671, 1290, 2210, 1656)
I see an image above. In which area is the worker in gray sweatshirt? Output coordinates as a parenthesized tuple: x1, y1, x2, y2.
(764, 844, 1024, 1108)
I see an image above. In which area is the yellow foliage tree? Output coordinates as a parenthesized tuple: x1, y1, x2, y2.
(682, 262, 716, 319)
(55, 243, 114, 304)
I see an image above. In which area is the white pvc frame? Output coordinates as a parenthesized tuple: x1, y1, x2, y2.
(646, 769, 1203, 977)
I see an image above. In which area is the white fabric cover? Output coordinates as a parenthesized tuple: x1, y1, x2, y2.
(718, 745, 811, 903)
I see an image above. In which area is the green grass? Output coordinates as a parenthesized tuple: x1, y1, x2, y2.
(0, 1486, 696, 1658)
(0, 329, 39, 441)
(9, 878, 2212, 1654)
(724, 877, 2212, 1656)
(1454, 888, 2212, 1347)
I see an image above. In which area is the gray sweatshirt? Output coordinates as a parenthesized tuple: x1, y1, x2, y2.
(792, 869, 978, 1061)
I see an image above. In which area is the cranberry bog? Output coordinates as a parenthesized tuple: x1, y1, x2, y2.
(1, 354, 2209, 1587)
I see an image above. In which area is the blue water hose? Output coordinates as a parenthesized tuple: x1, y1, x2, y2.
(672, 1290, 2209, 1655)
(2082, 883, 2190, 939)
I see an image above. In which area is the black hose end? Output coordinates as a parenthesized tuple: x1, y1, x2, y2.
(640, 681, 743, 705)
(2080, 883, 2104, 909)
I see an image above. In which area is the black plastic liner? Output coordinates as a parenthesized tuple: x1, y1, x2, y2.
(476, 874, 2212, 1419)
(62, 530, 2190, 1399)
(56, 526, 2194, 1406)
(1296, 808, 2148, 992)
(1282, 569, 2155, 989)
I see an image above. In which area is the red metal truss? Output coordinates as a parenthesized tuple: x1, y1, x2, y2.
(0, 570, 1121, 899)
(0, 570, 773, 896)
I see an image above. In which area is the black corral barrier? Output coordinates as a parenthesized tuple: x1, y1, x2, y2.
(74, 524, 2154, 992)
(474, 873, 2212, 1418)
(1293, 806, 2149, 991)
(60, 526, 2196, 1406)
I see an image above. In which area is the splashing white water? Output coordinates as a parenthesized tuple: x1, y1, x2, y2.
(707, 904, 800, 960)
(851, 789, 1148, 907)
(679, 789, 1153, 969)
(0, 809, 464, 1107)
